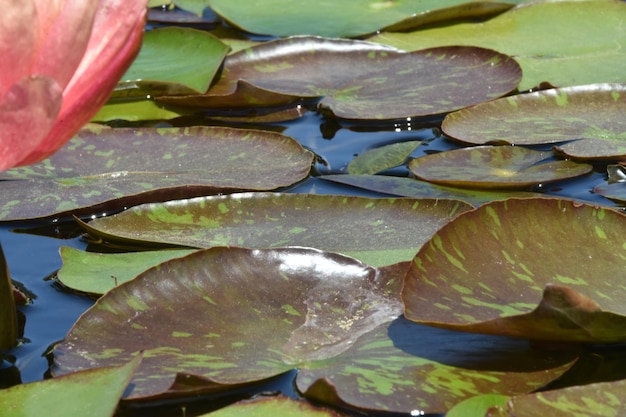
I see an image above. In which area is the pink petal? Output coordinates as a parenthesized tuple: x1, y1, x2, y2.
(0, 1, 37, 94)
(0, 77, 63, 171)
(15, 0, 148, 166)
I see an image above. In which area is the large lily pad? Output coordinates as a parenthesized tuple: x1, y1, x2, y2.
(52, 247, 575, 413)
(441, 84, 626, 160)
(0, 356, 140, 417)
(179, 37, 521, 120)
(408, 146, 592, 189)
(402, 198, 626, 342)
(0, 126, 313, 221)
(369, 1, 626, 90)
(207, 0, 522, 38)
(79, 192, 473, 266)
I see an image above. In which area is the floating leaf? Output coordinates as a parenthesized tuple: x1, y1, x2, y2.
(0, 126, 313, 221)
(370, 1, 626, 90)
(92, 98, 184, 122)
(0, 244, 17, 350)
(0, 356, 140, 417)
(441, 84, 626, 161)
(402, 198, 626, 342)
(195, 37, 521, 120)
(79, 192, 473, 266)
(57, 247, 197, 295)
(489, 378, 626, 417)
(320, 174, 550, 206)
(52, 247, 406, 399)
(207, 0, 522, 38)
(347, 141, 423, 175)
(408, 146, 592, 189)
(202, 396, 351, 417)
(446, 394, 509, 417)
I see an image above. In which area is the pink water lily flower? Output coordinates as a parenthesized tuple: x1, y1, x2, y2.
(0, 0, 148, 170)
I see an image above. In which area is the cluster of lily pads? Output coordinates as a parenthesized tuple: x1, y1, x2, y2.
(3, 1, 626, 416)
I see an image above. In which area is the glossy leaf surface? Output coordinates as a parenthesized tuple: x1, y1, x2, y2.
(0, 126, 313, 221)
(199, 37, 521, 120)
(0, 357, 140, 417)
(207, 0, 522, 38)
(408, 146, 592, 189)
(369, 1, 626, 90)
(442, 84, 626, 160)
(403, 198, 626, 342)
(80, 193, 473, 266)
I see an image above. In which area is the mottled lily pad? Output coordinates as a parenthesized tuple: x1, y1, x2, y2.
(441, 84, 626, 161)
(487, 378, 626, 417)
(0, 126, 313, 221)
(0, 356, 140, 417)
(320, 174, 550, 206)
(402, 198, 626, 343)
(347, 141, 423, 175)
(408, 146, 592, 189)
(369, 1, 626, 90)
(52, 247, 575, 413)
(79, 192, 473, 266)
(207, 0, 522, 38)
(57, 247, 197, 295)
(201, 396, 351, 417)
(186, 37, 521, 120)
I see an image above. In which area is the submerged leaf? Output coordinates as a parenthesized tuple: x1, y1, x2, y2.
(408, 146, 592, 189)
(79, 192, 473, 266)
(348, 141, 423, 175)
(402, 198, 626, 342)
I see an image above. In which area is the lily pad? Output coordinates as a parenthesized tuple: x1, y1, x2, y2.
(57, 247, 197, 295)
(369, 1, 626, 91)
(593, 182, 626, 204)
(347, 141, 423, 175)
(197, 37, 522, 120)
(202, 396, 351, 417)
(207, 0, 523, 38)
(79, 192, 473, 266)
(51, 247, 575, 413)
(441, 84, 626, 160)
(0, 356, 140, 417)
(446, 394, 509, 417)
(320, 174, 559, 207)
(52, 247, 406, 399)
(408, 146, 593, 189)
(402, 198, 626, 343)
(0, 126, 313, 221)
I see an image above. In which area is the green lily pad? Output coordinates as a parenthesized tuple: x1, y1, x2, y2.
(446, 394, 509, 417)
(57, 247, 197, 295)
(51, 247, 575, 412)
(488, 378, 626, 417)
(408, 146, 593, 189)
(198, 37, 521, 120)
(0, 126, 313, 221)
(0, 244, 17, 350)
(347, 141, 423, 175)
(201, 396, 351, 417)
(402, 198, 626, 343)
(369, 1, 626, 90)
(113, 27, 228, 98)
(92, 99, 184, 122)
(0, 356, 140, 417)
(320, 174, 552, 206)
(207, 0, 523, 38)
(78, 192, 473, 266)
(441, 84, 626, 160)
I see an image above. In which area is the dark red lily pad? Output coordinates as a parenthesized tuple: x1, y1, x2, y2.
(442, 84, 626, 160)
(0, 126, 313, 221)
(79, 193, 473, 266)
(408, 146, 592, 189)
(402, 198, 626, 342)
(182, 37, 521, 120)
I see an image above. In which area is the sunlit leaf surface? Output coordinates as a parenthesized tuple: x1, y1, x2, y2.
(403, 198, 626, 342)
(408, 146, 592, 189)
(0, 357, 140, 417)
(446, 394, 509, 417)
(182, 37, 521, 120)
(441, 84, 626, 160)
(201, 396, 351, 417)
(0, 126, 313, 221)
(369, 1, 626, 90)
(80, 192, 473, 266)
